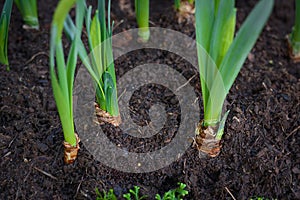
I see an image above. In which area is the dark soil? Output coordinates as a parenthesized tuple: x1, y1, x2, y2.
(1, 0, 299, 199)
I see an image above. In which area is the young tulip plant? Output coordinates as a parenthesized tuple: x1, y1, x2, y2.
(135, 0, 150, 42)
(0, 0, 13, 68)
(64, 0, 121, 126)
(50, 0, 85, 164)
(287, 0, 300, 62)
(194, 0, 274, 157)
(14, 0, 39, 29)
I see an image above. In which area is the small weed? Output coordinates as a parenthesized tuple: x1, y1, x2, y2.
(123, 186, 147, 200)
(249, 197, 277, 200)
(155, 183, 188, 200)
(95, 188, 117, 200)
(95, 182, 188, 200)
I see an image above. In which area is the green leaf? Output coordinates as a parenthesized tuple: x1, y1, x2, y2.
(0, 0, 13, 66)
(90, 11, 104, 78)
(106, 43, 117, 86)
(215, 110, 230, 140)
(95, 188, 117, 200)
(75, 0, 85, 32)
(66, 0, 85, 107)
(64, 15, 76, 41)
(155, 194, 162, 200)
(195, 0, 274, 125)
(292, 0, 300, 42)
(98, 0, 107, 42)
(123, 193, 131, 200)
(50, 58, 75, 145)
(50, 0, 86, 146)
(66, 39, 77, 114)
(219, 0, 274, 94)
(195, 0, 215, 52)
(55, 41, 69, 110)
(213, 0, 221, 15)
(103, 72, 119, 116)
(64, 13, 106, 101)
(52, 0, 77, 43)
(195, 0, 215, 115)
(63, 0, 119, 118)
(91, 11, 102, 49)
(290, 0, 300, 55)
(209, 0, 235, 67)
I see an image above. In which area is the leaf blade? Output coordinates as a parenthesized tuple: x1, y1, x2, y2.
(219, 0, 274, 93)
(0, 0, 13, 66)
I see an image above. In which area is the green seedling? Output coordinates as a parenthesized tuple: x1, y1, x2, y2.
(50, 0, 85, 164)
(194, 0, 274, 156)
(155, 182, 188, 200)
(64, 0, 120, 125)
(95, 188, 117, 200)
(96, 182, 188, 200)
(123, 186, 147, 200)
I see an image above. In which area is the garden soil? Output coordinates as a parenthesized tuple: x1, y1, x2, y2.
(0, 0, 299, 199)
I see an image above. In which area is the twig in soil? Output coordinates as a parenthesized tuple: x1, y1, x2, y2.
(183, 158, 186, 174)
(74, 176, 84, 198)
(25, 52, 48, 65)
(225, 187, 236, 200)
(112, 19, 124, 31)
(34, 166, 57, 180)
(176, 74, 196, 92)
(23, 168, 32, 183)
(149, 20, 156, 25)
(15, 185, 20, 200)
(286, 126, 300, 139)
(2, 151, 11, 158)
(8, 134, 18, 148)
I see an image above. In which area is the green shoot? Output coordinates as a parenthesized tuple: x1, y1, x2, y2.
(195, 0, 274, 140)
(135, 0, 150, 42)
(50, 0, 85, 147)
(174, 0, 181, 10)
(0, 0, 13, 68)
(95, 188, 117, 200)
(187, 0, 194, 4)
(288, 0, 300, 61)
(14, 0, 39, 29)
(64, 0, 120, 119)
(123, 186, 147, 200)
(155, 182, 188, 200)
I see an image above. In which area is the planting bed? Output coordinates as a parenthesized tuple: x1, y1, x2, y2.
(0, 0, 299, 199)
